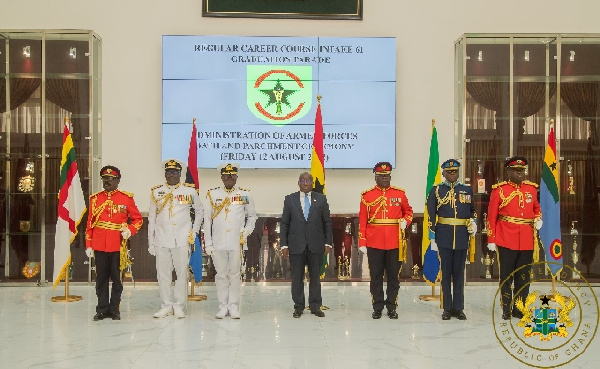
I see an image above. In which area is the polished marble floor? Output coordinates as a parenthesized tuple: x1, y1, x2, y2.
(0, 282, 598, 369)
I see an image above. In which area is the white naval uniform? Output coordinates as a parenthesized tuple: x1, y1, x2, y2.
(204, 185, 257, 313)
(148, 182, 203, 310)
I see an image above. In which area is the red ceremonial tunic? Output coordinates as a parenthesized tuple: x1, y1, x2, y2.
(486, 180, 541, 251)
(359, 185, 413, 250)
(85, 189, 143, 252)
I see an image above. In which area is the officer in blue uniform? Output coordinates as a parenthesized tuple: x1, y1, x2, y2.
(427, 159, 477, 320)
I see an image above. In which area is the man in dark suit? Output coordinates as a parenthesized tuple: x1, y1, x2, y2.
(280, 172, 333, 318)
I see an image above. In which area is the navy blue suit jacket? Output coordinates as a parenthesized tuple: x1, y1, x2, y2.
(280, 191, 333, 255)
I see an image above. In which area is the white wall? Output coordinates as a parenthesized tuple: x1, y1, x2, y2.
(1, 1, 595, 215)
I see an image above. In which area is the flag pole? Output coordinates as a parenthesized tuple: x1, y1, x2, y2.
(420, 119, 441, 302)
(51, 267, 82, 302)
(187, 118, 207, 302)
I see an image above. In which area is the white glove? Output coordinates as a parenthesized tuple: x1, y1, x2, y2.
(400, 219, 407, 230)
(205, 245, 215, 256)
(534, 218, 543, 230)
(121, 227, 131, 240)
(469, 222, 478, 235)
(487, 243, 496, 252)
(359, 246, 367, 254)
(85, 248, 94, 258)
(148, 244, 156, 256)
(430, 239, 438, 252)
(243, 243, 248, 251)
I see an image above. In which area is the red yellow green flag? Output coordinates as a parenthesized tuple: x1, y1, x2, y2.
(53, 120, 87, 288)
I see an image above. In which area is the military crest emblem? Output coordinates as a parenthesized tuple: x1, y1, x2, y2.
(247, 65, 312, 126)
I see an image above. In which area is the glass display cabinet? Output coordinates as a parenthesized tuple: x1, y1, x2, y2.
(455, 34, 600, 280)
(0, 30, 101, 283)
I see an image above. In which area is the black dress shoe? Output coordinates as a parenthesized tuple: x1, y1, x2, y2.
(454, 310, 467, 320)
(512, 310, 524, 319)
(502, 312, 511, 320)
(387, 309, 398, 319)
(93, 312, 110, 321)
(372, 310, 382, 319)
(293, 309, 303, 318)
(111, 312, 121, 320)
(442, 310, 452, 320)
(311, 309, 325, 317)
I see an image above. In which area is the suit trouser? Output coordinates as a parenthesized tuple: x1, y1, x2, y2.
(439, 247, 467, 311)
(95, 250, 122, 315)
(289, 247, 323, 311)
(156, 246, 189, 310)
(212, 250, 242, 311)
(498, 246, 533, 314)
(367, 247, 401, 312)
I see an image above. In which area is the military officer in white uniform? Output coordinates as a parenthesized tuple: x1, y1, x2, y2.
(204, 163, 257, 319)
(148, 159, 203, 319)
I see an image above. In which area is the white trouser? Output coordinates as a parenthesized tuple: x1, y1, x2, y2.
(212, 250, 242, 311)
(156, 246, 189, 310)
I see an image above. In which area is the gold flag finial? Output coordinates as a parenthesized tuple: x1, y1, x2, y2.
(317, 95, 322, 104)
(432, 119, 435, 128)
(193, 117, 196, 124)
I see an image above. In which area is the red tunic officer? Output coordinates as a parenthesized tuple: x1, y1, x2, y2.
(85, 165, 143, 321)
(359, 162, 413, 319)
(486, 156, 542, 320)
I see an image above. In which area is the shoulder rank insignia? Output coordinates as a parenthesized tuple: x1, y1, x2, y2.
(119, 190, 135, 197)
(361, 186, 377, 195)
(523, 180, 539, 188)
(390, 185, 406, 192)
(492, 181, 508, 189)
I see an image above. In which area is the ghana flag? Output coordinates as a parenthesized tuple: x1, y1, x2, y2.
(310, 98, 328, 278)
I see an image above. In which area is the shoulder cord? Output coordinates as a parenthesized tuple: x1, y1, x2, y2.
(435, 184, 456, 211)
(151, 184, 178, 217)
(208, 189, 233, 220)
(362, 195, 386, 223)
(90, 196, 113, 228)
(498, 187, 524, 209)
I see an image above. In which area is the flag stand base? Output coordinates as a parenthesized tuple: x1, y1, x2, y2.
(419, 285, 440, 301)
(188, 278, 207, 301)
(51, 278, 82, 302)
(51, 295, 82, 302)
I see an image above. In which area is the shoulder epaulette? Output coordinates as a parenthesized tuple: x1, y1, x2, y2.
(90, 190, 103, 198)
(390, 185, 406, 192)
(492, 181, 507, 189)
(361, 186, 377, 195)
(523, 180, 539, 188)
(119, 190, 135, 197)
(150, 184, 162, 191)
(238, 187, 250, 191)
(183, 183, 196, 188)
